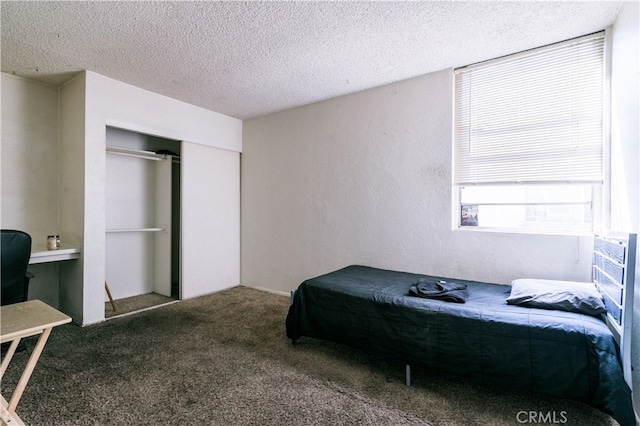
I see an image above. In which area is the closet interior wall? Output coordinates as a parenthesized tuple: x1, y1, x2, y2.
(105, 126, 181, 303)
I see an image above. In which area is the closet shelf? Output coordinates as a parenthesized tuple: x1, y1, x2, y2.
(106, 228, 164, 233)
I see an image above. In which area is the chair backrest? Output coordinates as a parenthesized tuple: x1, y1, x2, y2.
(1, 229, 32, 305)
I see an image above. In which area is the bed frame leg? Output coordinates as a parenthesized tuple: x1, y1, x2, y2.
(405, 364, 411, 387)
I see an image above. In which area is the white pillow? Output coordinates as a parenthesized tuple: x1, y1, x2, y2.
(507, 278, 606, 316)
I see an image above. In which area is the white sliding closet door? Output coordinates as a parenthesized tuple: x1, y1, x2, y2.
(181, 142, 240, 299)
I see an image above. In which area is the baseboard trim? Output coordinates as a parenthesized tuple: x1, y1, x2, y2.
(243, 285, 289, 298)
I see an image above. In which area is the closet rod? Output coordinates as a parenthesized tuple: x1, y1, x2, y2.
(106, 145, 167, 161)
(106, 227, 164, 233)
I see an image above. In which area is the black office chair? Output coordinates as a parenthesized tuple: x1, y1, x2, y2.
(1, 229, 33, 306)
(1, 230, 33, 353)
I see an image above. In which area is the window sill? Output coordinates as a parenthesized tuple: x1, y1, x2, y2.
(452, 226, 593, 238)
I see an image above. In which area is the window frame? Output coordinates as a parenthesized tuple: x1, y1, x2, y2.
(451, 31, 611, 236)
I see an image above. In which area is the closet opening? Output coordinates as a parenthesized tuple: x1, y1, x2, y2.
(105, 127, 181, 319)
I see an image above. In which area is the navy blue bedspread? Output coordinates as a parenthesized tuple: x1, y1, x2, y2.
(286, 265, 635, 426)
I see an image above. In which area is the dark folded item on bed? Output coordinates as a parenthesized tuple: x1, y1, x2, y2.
(409, 279, 468, 303)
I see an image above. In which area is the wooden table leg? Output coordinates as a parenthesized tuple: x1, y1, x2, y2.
(1, 394, 25, 425)
(0, 340, 20, 381)
(105, 282, 117, 311)
(6, 328, 51, 414)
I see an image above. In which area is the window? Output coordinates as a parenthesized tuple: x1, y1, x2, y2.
(453, 32, 606, 234)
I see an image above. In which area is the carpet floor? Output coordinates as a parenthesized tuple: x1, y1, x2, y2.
(104, 292, 177, 319)
(1, 286, 619, 425)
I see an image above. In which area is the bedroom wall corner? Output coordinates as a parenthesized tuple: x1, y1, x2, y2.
(610, 0, 640, 419)
(1, 73, 63, 309)
(59, 72, 88, 324)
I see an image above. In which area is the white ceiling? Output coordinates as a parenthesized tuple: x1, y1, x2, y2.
(1, 1, 622, 120)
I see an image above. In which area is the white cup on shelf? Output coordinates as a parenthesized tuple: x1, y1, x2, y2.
(47, 235, 60, 250)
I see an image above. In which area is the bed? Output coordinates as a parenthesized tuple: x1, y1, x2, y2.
(286, 234, 637, 426)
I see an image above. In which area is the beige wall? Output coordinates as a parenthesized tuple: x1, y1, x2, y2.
(1, 75, 59, 239)
(1, 74, 62, 307)
(241, 68, 594, 296)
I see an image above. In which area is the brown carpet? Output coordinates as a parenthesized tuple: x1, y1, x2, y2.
(2, 286, 619, 425)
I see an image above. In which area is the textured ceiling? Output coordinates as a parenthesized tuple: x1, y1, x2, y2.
(1, 1, 622, 119)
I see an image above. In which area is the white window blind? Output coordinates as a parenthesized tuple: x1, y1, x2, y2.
(454, 32, 605, 185)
